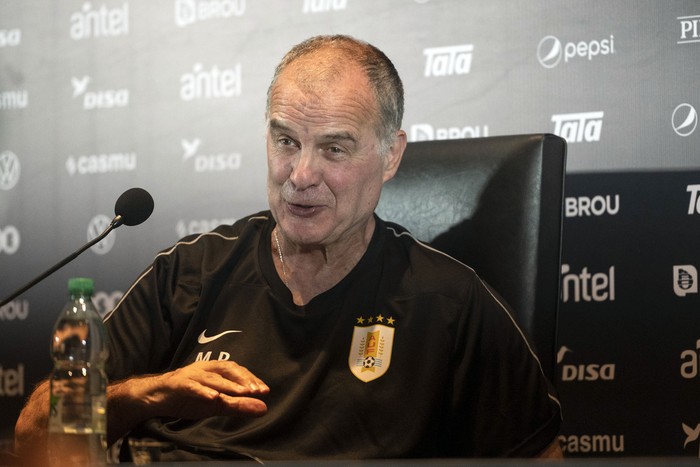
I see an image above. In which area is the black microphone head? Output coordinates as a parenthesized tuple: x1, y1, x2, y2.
(114, 187, 154, 226)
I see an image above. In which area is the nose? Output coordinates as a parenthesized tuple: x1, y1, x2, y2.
(288, 147, 320, 190)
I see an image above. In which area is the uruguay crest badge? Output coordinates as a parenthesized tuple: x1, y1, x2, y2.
(348, 315, 395, 383)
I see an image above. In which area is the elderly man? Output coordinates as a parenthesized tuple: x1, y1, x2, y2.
(16, 35, 562, 461)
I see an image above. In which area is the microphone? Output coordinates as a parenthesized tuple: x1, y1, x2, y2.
(0, 188, 154, 307)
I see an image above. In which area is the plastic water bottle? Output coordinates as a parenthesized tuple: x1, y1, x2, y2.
(48, 277, 108, 466)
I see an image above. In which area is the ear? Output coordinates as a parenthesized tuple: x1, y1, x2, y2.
(381, 130, 407, 183)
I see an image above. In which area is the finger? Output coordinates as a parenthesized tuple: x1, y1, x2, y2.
(217, 394, 268, 417)
(201, 361, 270, 394)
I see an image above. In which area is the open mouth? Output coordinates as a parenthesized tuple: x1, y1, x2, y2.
(287, 203, 318, 217)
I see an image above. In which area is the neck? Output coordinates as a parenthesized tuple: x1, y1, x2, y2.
(272, 218, 375, 306)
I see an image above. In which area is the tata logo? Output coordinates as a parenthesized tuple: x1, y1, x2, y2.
(688, 184, 700, 214)
(561, 264, 615, 303)
(174, 0, 246, 27)
(551, 111, 603, 143)
(0, 29, 21, 47)
(674, 265, 698, 298)
(70, 2, 129, 40)
(672, 103, 697, 137)
(565, 195, 620, 218)
(423, 44, 473, 77)
(678, 15, 700, 45)
(303, 0, 347, 13)
(180, 63, 242, 101)
(71, 76, 129, 110)
(409, 123, 489, 142)
(537, 34, 615, 68)
(0, 226, 21, 255)
(557, 346, 616, 382)
(0, 151, 21, 191)
(88, 215, 115, 255)
(181, 138, 242, 172)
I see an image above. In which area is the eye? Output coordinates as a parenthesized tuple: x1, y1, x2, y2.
(277, 137, 299, 149)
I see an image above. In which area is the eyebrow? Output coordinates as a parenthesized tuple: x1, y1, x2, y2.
(268, 119, 358, 145)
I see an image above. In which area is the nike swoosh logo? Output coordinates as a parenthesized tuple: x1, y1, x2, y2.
(197, 329, 242, 344)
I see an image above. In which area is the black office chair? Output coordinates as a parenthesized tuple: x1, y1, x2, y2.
(376, 134, 567, 382)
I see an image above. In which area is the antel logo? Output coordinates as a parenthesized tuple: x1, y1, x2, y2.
(180, 63, 242, 101)
(672, 103, 697, 137)
(409, 123, 489, 142)
(0, 150, 21, 190)
(678, 15, 700, 45)
(70, 2, 129, 40)
(674, 265, 698, 297)
(174, 0, 246, 28)
(561, 264, 615, 303)
(88, 215, 115, 255)
(537, 34, 615, 68)
(0, 226, 21, 255)
(0, 364, 24, 397)
(680, 339, 700, 379)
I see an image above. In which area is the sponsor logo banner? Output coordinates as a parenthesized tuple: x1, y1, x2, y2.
(175, 0, 246, 27)
(423, 44, 473, 77)
(674, 265, 698, 297)
(0, 151, 21, 190)
(678, 15, 700, 45)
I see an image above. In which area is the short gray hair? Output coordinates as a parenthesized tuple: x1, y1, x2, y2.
(266, 35, 404, 155)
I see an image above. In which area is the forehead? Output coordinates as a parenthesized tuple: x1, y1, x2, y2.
(268, 53, 379, 133)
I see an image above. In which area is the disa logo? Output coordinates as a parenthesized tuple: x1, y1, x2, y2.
(72, 76, 129, 110)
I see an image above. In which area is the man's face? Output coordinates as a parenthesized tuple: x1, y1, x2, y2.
(266, 56, 402, 249)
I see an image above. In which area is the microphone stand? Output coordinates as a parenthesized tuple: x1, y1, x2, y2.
(0, 215, 123, 308)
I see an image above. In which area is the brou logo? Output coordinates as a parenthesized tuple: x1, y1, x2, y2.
(561, 264, 615, 303)
(71, 76, 129, 109)
(552, 111, 603, 143)
(0, 29, 21, 47)
(66, 153, 137, 175)
(180, 63, 242, 101)
(181, 138, 242, 172)
(70, 2, 129, 40)
(672, 103, 697, 137)
(678, 15, 700, 45)
(537, 34, 615, 68)
(423, 44, 473, 77)
(0, 90, 28, 110)
(409, 123, 488, 142)
(565, 195, 620, 217)
(0, 300, 29, 321)
(174, 0, 246, 28)
(0, 226, 20, 255)
(302, 0, 347, 13)
(0, 150, 21, 190)
(674, 265, 698, 298)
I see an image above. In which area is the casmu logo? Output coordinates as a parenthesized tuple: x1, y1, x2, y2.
(0, 226, 21, 255)
(552, 111, 603, 143)
(197, 329, 241, 344)
(678, 15, 700, 45)
(559, 434, 624, 454)
(66, 153, 137, 175)
(565, 195, 620, 217)
(0, 90, 28, 110)
(0, 150, 21, 191)
(674, 265, 698, 297)
(672, 103, 697, 137)
(561, 264, 615, 303)
(181, 138, 242, 172)
(71, 76, 129, 109)
(0, 29, 21, 47)
(423, 44, 473, 77)
(175, 0, 246, 27)
(537, 34, 615, 68)
(70, 2, 129, 40)
(180, 63, 242, 101)
(303, 0, 347, 13)
(410, 123, 489, 142)
(88, 215, 115, 255)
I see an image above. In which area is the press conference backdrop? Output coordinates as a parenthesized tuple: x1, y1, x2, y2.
(0, 0, 699, 458)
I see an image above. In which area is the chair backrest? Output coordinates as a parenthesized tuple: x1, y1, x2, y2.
(376, 134, 567, 382)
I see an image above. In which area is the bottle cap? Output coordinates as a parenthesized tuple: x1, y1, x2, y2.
(68, 277, 94, 296)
